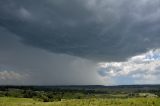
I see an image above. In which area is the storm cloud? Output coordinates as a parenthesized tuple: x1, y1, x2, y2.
(0, 0, 160, 85)
(0, 27, 105, 85)
(0, 0, 160, 61)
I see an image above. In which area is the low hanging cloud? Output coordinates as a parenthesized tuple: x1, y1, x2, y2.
(98, 49, 160, 85)
(0, 0, 160, 61)
(0, 27, 105, 85)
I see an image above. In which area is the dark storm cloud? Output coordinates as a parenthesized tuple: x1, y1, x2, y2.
(0, 27, 104, 85)
(1, 0, 160, 61)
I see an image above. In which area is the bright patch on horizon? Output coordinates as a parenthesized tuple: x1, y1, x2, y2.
(98, 49, 160, 85)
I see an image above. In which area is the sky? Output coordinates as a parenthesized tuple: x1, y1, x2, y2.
(0, 0, 160, 85)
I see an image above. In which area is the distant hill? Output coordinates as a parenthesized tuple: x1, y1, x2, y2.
(0, 84, 160, 91)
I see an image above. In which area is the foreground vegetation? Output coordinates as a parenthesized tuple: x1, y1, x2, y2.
(0, 85, 160, 106)
(0, 97, 160, 106)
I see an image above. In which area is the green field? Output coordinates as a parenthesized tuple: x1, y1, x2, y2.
(0, 97, 160, 106)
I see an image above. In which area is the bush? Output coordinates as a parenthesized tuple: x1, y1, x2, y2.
(23, 90, 37, 98)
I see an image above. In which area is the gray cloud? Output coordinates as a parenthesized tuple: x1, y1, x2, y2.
(1, 0, 160, 61)
(0, 27, 105, 85)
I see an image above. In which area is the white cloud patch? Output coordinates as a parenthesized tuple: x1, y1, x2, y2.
(98, 49, 160, 85)
(0, 70, 29, 85)
(0, 70, 27, 80)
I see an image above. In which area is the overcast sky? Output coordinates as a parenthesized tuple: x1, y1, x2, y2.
(0, 0, 160, 85)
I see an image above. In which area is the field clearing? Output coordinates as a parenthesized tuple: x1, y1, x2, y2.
(0, 97, 160, 106)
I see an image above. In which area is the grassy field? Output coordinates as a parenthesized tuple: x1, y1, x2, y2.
(0, 97, 160, 106)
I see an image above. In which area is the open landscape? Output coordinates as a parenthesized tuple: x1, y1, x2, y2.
(1, 0, 160, 106)
(0, 85, 160, 106)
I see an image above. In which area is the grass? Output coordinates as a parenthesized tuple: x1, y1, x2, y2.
(0, 97, 160, 106)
